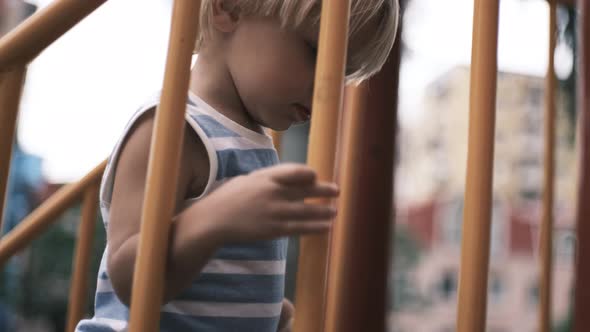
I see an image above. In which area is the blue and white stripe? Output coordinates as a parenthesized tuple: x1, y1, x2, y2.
(76, 91, 286, 332)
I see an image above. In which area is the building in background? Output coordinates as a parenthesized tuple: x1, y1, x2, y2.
(392, 66, 576, 332)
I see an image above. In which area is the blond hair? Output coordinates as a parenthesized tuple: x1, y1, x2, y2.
(195, 0, 399, 82)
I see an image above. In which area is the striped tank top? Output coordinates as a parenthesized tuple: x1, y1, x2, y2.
(76, 91, 287, 332)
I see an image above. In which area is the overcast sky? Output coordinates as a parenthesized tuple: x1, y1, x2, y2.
(18, 0, 569, 183)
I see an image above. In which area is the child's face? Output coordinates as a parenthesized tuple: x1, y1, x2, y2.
(225, 17, 318, 131)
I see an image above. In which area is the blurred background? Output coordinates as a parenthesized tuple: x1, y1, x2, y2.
(0, 0, 579, 331)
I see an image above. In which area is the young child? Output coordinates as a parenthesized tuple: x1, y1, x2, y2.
(76, 0, 398, 331)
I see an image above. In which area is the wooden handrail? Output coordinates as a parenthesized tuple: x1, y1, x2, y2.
(293, 1, 351, 332)
(0, 0, 107, 69)
(0, 66, 27, 234)
(539, 1, 557, 332)
(127, 0, 201, 331)
(66, 183, 100, 332)
(456, 0, 500, 331)
(0, 160, 106, 266)
(574, 0, 590, 330)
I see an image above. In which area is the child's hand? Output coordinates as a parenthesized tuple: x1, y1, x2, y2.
(198, 163, 339, 243)
(278, 298, 295, 332)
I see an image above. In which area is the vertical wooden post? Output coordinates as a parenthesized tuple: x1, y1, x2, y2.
(0, 66, 26, 235)
(271, 130, 283, 155)
(66, 184, 99, 332)
(323, 28, 401, 332)
(456, 0, 500, 331)
(127, 1, 201, 331)
(293, 1, 351, 332)
(574, 0, 590, 331)
(539, 2, 557, 332)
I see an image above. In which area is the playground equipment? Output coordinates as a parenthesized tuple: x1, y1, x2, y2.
(573, 1, 590, 332)
(0, 0, 587, 331)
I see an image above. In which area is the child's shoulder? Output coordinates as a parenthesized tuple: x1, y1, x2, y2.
(105, 92, 210, 207)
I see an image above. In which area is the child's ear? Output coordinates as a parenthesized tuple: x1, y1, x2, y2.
(211, 0, 240, 33)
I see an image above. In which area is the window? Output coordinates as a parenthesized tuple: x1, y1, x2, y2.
(440, 198, 463, 246)
(556, 231, 576, 260)
(488, 272, 504, 304)
(437, 269, 458, 301)
(526, 86, 543, 109)
(528, 280, 539, 306)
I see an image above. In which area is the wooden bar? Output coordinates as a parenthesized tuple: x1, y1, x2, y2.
(292, 1, 351, 332)
(66, 184, 100, 332)
(0, 161, 106, 266)
(555, 0, 575, 7)
(323, 27, 401, 332)
(456, 0, 500, 331)
(0, 66, 26, 235)
(126, 1, 201, 331)
(0, 0, 107, 68)
(539, 2, 557, 332)
(574, 0, 590, 330)
(270, 130, 283, 155)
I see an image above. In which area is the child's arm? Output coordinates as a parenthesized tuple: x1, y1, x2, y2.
(105, 111, 214, 305)
(106, 111, 338, 306)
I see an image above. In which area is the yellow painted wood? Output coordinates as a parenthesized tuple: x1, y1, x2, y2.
(127, 0, 201, 331)
(0, 161, 106, 266)
(539, 2, 557, 332)
(0, 66, 26, 236)
(293, 1, 351, 332)
(270, 130, 283, 155)
(0, 0, 106, 68)
(324, 40, 400, 331)
(573, 0, 590, 330)
(66, 184, 100, 332)
(456, 0, 500, 331)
